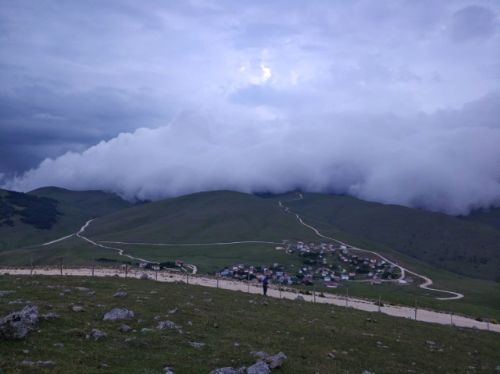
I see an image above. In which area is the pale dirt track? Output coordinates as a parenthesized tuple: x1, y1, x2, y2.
(1, 267, 497, 334)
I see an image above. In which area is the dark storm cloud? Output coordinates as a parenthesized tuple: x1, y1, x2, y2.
(1, 0, 500, 214)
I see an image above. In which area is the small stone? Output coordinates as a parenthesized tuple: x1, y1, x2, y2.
(87, 328, 107, 341)
(113, 291, 128, 298)
(40, 312, 61, 320)
(141, 328, 154, 333)
(157, 320, 181, 330)
(118, 324, 132, 333)
(168, 308, 178, 314)
(103, 308, 134, 321)
(189, 341, 206, 349)
(20, 360, 56, 368)
(267, 352, 287, 369)
(247, 361, 270, 374)
(362, 371, 375, 374)
(209, 368, 243, 374)
(100, 363, 109, 369)
(164, 366, 175, 374)
(53, 342, 64, 348)
(71, 305, 85, 312)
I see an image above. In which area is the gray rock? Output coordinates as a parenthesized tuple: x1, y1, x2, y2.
(164, 366, 175, 374)
(20, 360, 56, 368)
(168, 308, 178, 314)
(189, 341, 206, 349)
(118, 324, 132, 333)
(157, 320, 181, 330)
(141, 328, 154, 333)
(362, 371, 375, 374)
(267, 352, 287, 369)
(0, 304, 39, 339)
(252, 351, 269, 360)
(495, 365, 500, 372)
(246, 361, 270, 374)
(0, 290, 14, 297)
(103, 308, 134, 321)
(210, 368, 244, 374)
(87, 328, 107, 341)
(113, 291, 128, 297)
(71, 305, 85, 312)
(40, 312, 61, 320)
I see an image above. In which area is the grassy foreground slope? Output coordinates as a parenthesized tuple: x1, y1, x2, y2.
(1, 275, 499, 373)
(286, 193, 500, 281)
(0, 187, 131, 251)
(86, 191, 319, 243)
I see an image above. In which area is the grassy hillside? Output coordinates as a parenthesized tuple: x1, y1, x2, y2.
(0, 187, 131, 251)
(461, 206, 500, 230)
(1, 275, 499, 373)
(286, 193, 500, 281)
(85, 190, 319, 243)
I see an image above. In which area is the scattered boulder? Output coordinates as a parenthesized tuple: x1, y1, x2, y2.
(103, 308, 134, 321)
(71, 305, 85, 312)
(168, 308, 178, 314)
(40, 312, 61, 320)
(87, 328, 107, 341)
(362, 371, 375, 374)
(189, 341, 206, 349)
(267, 352, 287, 369)
(247, 361, 270, 374)
(113, 291, 128, 298)
(157, 320, 181, 330)
(19, 360, 55, 368)
(209, 368, 245, 374)
(164, 366, 175, 374)
(118, 324, 132, 333)
(0, 305, 39, 339)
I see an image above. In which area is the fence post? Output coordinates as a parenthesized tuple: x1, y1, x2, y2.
(450, 313, 453, 326)
(92, 265, 95, 277)
(30, 258, 33, 276)
(414, 298, 418, 320)
(313, 287, 316, 303)
(155, 269, 158, 281)
(216, 277, 219, 289)
(60, 258, 63, 276)
(378, 296, 381, 312)
(345, 288, 348, 307)
(279, 287, 282, 299)
(247, 281, 250, 293)
(125, 265, 128, 278)
(186, 273, 189, 284)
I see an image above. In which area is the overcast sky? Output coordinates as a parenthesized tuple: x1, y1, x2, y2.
(1, 0, 499, 214)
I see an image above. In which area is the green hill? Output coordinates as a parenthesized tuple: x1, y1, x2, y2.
(461, 206, 500, 230)
(0, 187, 131, 251)
(286, 193, 500, 281)
(85, 190, 318, 243)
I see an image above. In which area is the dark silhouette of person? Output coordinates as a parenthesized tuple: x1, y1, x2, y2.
(262, 275, 269, 296)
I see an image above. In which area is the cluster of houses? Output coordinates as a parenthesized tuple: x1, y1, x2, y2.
(217, 241, 401, 287)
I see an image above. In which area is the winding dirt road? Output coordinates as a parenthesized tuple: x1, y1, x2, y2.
(1, 266, 496, 333)
(279, 193, 464, 300)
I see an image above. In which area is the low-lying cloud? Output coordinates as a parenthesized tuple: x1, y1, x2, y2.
(5, 93, 500, 215)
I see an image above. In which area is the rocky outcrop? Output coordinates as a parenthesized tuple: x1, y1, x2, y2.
(0, 305, 39, 339)
(103, 308, 134, 321)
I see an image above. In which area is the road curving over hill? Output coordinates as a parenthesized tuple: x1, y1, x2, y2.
(279, 193, 464, 301)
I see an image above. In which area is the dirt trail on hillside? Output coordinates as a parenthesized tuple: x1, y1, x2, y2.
(1, 267, 497, 333)
(279, 193, 464, 300)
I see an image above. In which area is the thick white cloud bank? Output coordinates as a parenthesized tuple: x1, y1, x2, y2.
(1, 1, 500, 215)
(5, 93, 500, 215)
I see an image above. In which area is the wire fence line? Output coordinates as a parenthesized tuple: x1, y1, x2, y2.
(1, 265, 498, 334)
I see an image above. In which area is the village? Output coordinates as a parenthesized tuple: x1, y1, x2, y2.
(217, 241, 402, 288)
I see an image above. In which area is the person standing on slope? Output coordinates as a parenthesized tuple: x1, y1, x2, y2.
(262, 275, 269, 296)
